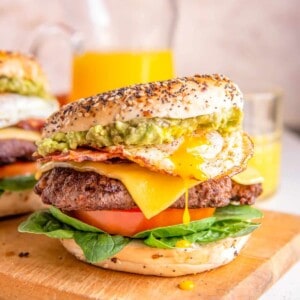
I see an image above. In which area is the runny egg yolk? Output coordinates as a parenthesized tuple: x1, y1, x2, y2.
(169, 134, 208, 181)
(170, 134, 209, 224)
(183, 188, 190, 224)
(178, 280, 195, 291)
(175, 239, 191, 248)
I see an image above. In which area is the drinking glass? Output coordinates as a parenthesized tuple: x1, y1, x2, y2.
(30, 0, 177, 103)
(243, 91, 282, 199)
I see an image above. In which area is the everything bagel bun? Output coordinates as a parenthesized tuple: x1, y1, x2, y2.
(0, 190, 46, 218)
(42, 74, 243, 136)
(61, 235, 250, 277)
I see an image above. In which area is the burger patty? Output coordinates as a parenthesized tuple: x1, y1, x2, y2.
(0, 139, 36, 164)
(35, 167, 262, 211)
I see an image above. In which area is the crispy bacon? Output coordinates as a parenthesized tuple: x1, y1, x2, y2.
(17, 119, 45, 132)
(37, 145, 175, 175)
(38, 149, 125, 163)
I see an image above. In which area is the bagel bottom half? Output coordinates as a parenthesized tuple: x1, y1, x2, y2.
(61, 234, 250, 277)
(0, 190, 46, 217)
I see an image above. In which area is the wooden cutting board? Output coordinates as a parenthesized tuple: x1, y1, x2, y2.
(0, 210, 299, 300)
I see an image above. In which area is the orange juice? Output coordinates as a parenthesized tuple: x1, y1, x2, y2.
(70, 50, 174, 101)
(248, 133, 281, 199)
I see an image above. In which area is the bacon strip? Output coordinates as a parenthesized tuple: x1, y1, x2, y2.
(17, 119, 45, 132)
(37, 145, 174, 175)
(38, 148, 125, 163)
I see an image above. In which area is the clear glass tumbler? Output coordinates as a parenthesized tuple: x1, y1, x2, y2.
(243, 91, 282, 199)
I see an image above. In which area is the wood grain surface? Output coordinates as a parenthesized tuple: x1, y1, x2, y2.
(0, 210, 299, 300)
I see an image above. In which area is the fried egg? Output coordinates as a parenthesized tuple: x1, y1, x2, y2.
(0, 93, 59, 128)
(104, 130, 253, 181)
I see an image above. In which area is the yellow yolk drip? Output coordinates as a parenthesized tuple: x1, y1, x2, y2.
(170, 134, 208, 224)
(183, 186, 190, 224)
(175, 239, 191, 248)
(178, 280, 195, 291)
(170, 134, 208, 181)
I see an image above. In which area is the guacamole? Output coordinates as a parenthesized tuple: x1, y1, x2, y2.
(37, 108, 242, 156)
(0, 76, 51, 98)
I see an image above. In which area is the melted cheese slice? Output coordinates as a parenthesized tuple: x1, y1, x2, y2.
(40, 161, 199, 219)
(232, 166, 264, 185)
(0, 127, 41, 141)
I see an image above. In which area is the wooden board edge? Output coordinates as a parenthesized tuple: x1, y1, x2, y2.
(222, 233, 300, 299)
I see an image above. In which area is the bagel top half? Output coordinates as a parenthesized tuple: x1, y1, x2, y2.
(42, 74, 243, 137)
(0, 50, 50, 98)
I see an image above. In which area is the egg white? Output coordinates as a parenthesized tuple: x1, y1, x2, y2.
(0, 93, 59, 128)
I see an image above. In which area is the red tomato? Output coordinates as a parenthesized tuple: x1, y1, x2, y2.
(0, 162, 37, 179)
(71, 207, 216, 237)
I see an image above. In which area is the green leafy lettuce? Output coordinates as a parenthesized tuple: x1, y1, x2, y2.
(0, 175, 37, 194)
(18, 205, 263, 263)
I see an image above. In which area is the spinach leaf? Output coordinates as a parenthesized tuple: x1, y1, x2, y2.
(135, 206, 262, 240)
(0, 175, 37, 192)
(144, 233, 173, 249)
(214, 205, 263, 221)
(18, 210, 74, 239)
(144, 219, 260, 248)
(49, 206, 103, 233)
(18, 209, 131, 263)
(134, 217, 216, 239)
(211, 219, 260, 237)
(74, 232, 130, 263)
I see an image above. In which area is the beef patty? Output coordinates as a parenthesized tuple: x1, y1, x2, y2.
(35, 167, 262, 211)
(0, 139, 36, 164)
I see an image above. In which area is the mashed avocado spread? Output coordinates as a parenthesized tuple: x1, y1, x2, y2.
(0, 76, 51, 98)
(37, 108, 242, 156)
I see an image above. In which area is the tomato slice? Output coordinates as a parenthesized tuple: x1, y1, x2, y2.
(0, 162, 37, 179)
(71, 207, 216, 237)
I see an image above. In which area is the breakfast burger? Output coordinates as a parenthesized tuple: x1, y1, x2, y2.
(0, 51, 59, 217)
(19, 74, 263, 276)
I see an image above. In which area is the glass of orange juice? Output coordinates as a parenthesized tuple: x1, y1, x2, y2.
(243, 91, 282, 199)
(38, 1, 176, 104)
(29, 1, 176, 104)
(71, 50, 174, 101)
